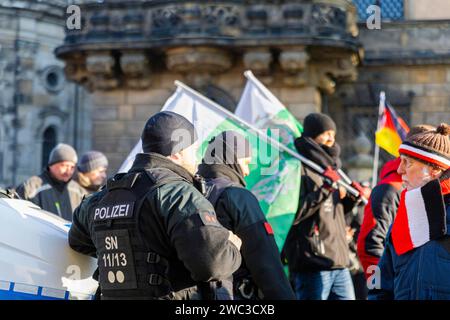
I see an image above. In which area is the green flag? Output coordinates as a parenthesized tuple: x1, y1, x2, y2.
(161, 81, 297, 250)
(235, 71, 303, 251)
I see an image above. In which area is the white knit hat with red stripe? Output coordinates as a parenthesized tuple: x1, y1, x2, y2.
(399, 123, 450, 170)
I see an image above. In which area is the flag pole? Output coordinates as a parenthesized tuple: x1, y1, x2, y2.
(174, 80, 366, 203)
(244, 70, 284, 108)
(372, 91, 385, 188)
(245, 71, 365, 200)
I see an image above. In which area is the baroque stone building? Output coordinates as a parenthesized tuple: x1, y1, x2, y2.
(0, 0, 92, 188)
(55, 0, 362, 172)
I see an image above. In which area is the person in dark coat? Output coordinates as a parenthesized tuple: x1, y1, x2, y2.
(284, 113, 359, 300)
(68, 111, 242, 300)
(197, 130, 295, 300)
(16, 143, 86, 221)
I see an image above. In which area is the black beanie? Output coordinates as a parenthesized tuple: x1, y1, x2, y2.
(141, 111, 198, 156)
(203, 130, 252, 165)
(302, 113, 337, 139)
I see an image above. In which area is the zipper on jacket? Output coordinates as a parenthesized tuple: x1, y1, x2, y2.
(313, 225, 325, 255)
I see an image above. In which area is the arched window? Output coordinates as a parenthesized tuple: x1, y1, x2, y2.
(42, 126, 57, 168)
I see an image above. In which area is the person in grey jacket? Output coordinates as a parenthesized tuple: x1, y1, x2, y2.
(16, 143, 86, 221)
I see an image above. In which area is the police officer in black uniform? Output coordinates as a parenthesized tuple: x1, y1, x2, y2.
(68, 112, 242, 300)
(197, 130, 295, 300)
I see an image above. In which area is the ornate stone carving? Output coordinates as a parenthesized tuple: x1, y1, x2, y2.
(311, 3, 347, 31)
(279, 47, 309, 74)
(63, 53, 89, 85)
(86, 53, 115, 75)
(165, 47, 232, 74)
(85, 52, 119, 90)
(120, 52, 149, 77)
(55, 1, 361, 92)
(151, 4, 240, 37)
(120, 52, 152, 89)
(243, 50, 272, 75)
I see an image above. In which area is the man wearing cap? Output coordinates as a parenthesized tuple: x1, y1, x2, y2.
(75, 151, 109, 194)
(357, 125, 435, 279)
(68, 111, 242, 300)
(198, 130, 296, 300)
(16, 143, 86, 221)
(369, 123, 450, 300)
(284, 112, 360, 300)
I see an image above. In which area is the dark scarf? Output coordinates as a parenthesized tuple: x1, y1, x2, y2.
(197, 163, 246, 187)
(129, 152, 194, 184)
(294, 136, 342, 169)
(392, 171, 450, 255)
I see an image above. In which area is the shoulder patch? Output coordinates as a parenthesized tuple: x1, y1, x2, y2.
(198, 211, 222, 227)
(264, 222, 274, 235)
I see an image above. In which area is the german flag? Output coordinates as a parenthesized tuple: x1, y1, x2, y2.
(375, 102, 409, 157)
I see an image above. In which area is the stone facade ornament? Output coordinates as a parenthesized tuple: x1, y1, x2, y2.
(243, 49, 273, 75)
(120, 52, 152, 89)
(165, 47, 232, 74)
(279, 47, 309, 87)
(86, 52, 119, 90)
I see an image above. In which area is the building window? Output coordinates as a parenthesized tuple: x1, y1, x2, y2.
(353, 0, 404, 21)
(41, 66, 66, 94)
(42, 126, 57, 168)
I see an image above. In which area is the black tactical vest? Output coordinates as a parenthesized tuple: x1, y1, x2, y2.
(90, 170, 180, 300)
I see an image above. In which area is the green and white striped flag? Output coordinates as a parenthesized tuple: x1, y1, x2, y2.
(235, 71, 303, 251)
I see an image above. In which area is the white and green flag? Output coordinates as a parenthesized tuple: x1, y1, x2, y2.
(162, 81, 301, 250)
(235, 71, 303, 251)
(119, 79, 301, 251)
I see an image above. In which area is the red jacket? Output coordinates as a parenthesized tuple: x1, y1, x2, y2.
(357, 158, 403, 278)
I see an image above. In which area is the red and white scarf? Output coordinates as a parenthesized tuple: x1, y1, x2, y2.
(391, 177, 450, 255)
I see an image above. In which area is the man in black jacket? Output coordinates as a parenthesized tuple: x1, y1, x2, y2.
(68, 112, 242, 300)
(284, 113, 358, 300)
(16, 143, 86, 221)
(197, 130, 295, 300)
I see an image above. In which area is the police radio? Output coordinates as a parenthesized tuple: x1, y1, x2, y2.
(193, 174, 207, 196)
